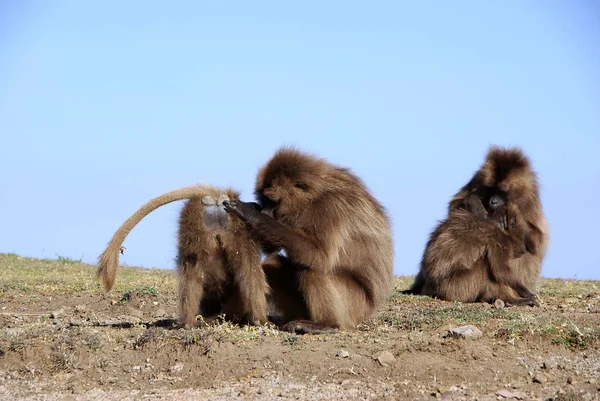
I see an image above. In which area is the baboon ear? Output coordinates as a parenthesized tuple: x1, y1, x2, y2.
(294, 181, 308, 191)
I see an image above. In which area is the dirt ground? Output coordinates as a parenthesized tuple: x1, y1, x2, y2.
(0, 253, 599, 401)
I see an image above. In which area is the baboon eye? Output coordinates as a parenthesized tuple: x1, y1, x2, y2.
(294, 182, 308, 191)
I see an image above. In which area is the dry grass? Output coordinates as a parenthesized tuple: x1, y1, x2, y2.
(0, 253, 176, 296)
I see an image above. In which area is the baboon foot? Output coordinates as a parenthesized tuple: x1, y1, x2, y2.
(267, 314, 288, 327)
(202, 194, 230, 230)
(505, 297, 540, 307)
(281, 320, 339, 335)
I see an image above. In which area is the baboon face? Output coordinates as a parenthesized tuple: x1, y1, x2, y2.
(472, 185, 507, 216)
(255, 149, 325, 221)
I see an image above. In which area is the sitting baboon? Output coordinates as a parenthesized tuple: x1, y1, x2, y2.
(97, 185, 269, 328)
(404, 146, 549, 306)
(224, 146, 394, 334)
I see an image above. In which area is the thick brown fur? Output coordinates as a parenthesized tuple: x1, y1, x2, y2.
(405, 146, 549, 306)
(224, 147, 394, 333)
(97, 185, 269, 328)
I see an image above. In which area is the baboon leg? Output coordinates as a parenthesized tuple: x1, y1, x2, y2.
(402, 271, 425, 295)
(433, 267, 487, 303)
(505, 297, 539, 307)
(219, 219, 269, 326)
(262, 255, 342, 334)
(487, 248, 535, 300)
(177, 253, 204, 328)
(480, 284, 539, 307)
(280, 269, 370, 334)
(263, 254, 309, 325)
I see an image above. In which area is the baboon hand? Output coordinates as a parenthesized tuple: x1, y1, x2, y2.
(223, 200, 263, 223)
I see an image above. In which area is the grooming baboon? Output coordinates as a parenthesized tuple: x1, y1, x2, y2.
(97, 185, 269, 328)
(404, 146, 549, 306)
(224, 147, 394, 334)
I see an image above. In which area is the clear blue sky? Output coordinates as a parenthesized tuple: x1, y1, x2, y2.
(1, 2, 598, 280)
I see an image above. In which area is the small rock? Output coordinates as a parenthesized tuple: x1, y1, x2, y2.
(496, 389, 524, 399)
(373, 351, 395, 367)
(51, 308, 65, 318)
(71, 385, 85, 395)
(588, 378, 597, 385)
(169, 363, 184, 373)
(336, 349, 349, 358)
(52, 319, 59, 325)
(154, 308, 166, 318)
(446, 325, 483, 339)
(494, 299, 505, 309)
(567, 377, 575, 385)
(5, 328, 20, 337)
(532, 375, 545, 384)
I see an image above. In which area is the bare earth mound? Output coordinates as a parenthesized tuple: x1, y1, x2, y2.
(0, 253, 598, 400)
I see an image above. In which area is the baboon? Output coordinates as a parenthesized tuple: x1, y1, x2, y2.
(96, 185, 269, 328)
(404, 146, 549, 306)
(223, 147, 394, 334)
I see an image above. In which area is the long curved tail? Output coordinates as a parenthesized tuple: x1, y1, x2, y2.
(97, 184, 221, 292)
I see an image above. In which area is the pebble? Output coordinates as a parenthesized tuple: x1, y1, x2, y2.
(496, 389, 524, 399)
(494, 299, 505, 309)
(51, 308, 65, 318)
(372, 351, 395, 367)
(532, 375, 545, 384)
(446, 325, 483, 339)
(170, 363, 184, 373)
(154, 308, 166, 318)
(71, 385, 85, 395)
(336, 349, 349, 358)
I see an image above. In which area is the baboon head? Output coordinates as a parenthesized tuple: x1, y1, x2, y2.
(254, 147, 330, 222)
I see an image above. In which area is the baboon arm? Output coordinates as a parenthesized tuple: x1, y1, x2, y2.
(225, 200, 335, 270)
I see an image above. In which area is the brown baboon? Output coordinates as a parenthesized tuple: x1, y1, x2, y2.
(223, 147, 394, 334)
(97, 185, 269, 328)
(404, 146, 549, 306)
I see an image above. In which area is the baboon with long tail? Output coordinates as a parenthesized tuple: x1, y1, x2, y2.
(97, 185, 269, 327)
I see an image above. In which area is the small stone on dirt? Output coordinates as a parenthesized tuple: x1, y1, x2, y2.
(336, 349, 349, 358)
(446, 325, 483, 339)
(532, 375, 545, 384)
(496, 389, 524, 399)
(494, 299, 505, 309)
(169, 363, 184, 373)
(155, 308, 166, 318)
(51, 308, 65, 318)
(71, 385, 85, 395)
(372, 351, 395, 367)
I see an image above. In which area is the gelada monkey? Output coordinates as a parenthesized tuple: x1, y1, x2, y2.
(405, 146, 549, 306)
(96, 185, 269, 328)
(224, 147, 394, 334)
